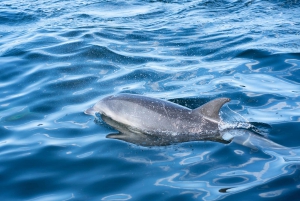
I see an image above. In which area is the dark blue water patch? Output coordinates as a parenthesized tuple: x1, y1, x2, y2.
(1, 47, 28, 57)
(0, 108, 41, 125)
(58, 29, 88, 38)
(234, 94, 287, 108)
(0, 11, 38, 25)
(0, 127, 12, 141)
(24, 51, 57, 63)
(0, 59, 28, 82)
(237, 50, 300, 72)
(283, 65, 300, 84)
(77, 44, 165, 65)
(268, 0, 300, 8)
(270, 122, 300, 147)
(223, 164, 300, 201)
(214, 176, 249, 185)
(42, 41, 87, 55)
(94, 30, 128, 41)
(45, 75, 98, 91)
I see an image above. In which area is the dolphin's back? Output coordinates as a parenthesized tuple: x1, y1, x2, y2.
(96, 94, 193, 133)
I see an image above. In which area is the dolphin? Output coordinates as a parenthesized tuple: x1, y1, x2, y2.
(85, 93, 231, 146)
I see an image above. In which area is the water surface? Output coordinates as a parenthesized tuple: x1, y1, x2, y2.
(1, 0, 300, 200)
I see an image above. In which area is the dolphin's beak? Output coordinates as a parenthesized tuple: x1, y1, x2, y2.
(84, 107, 95, 115)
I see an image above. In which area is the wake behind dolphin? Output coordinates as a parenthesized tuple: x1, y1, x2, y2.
(85, 93, 231, 146)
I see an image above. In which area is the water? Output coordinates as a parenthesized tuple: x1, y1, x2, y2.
(1, 0, 300, 200)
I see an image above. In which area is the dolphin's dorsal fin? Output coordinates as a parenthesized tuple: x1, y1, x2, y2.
(192, 98, 230, 122)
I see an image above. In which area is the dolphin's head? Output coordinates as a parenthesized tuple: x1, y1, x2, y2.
(85, 95, 111, 116)
(85, 95, 126, 120)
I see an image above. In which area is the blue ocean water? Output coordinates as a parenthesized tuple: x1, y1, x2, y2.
(1, 0, 300, 200)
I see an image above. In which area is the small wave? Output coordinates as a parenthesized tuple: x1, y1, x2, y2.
(0, 11, 38, 25)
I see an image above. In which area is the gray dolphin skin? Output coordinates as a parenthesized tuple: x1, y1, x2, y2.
(85, 93, 230, 146)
